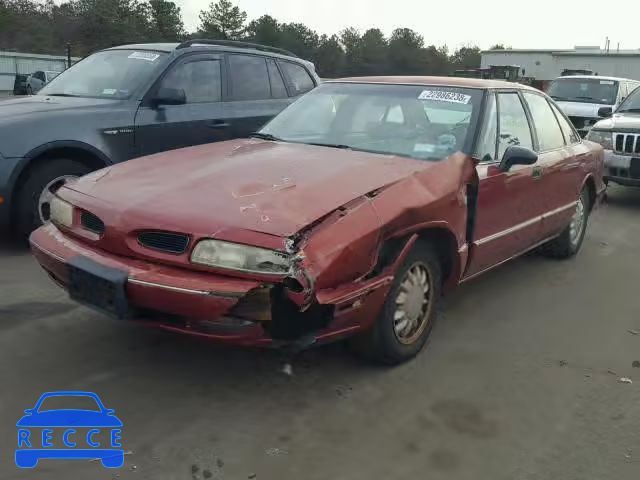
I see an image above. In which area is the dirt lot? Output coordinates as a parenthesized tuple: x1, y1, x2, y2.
(0, 186, 639, 480)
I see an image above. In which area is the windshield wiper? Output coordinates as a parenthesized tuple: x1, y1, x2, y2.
(249, 132, 282, 141)
(307, 142, 352, 150)
(575, 96, 598, 101)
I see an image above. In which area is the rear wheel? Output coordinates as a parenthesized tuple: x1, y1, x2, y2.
(15, 159, 91, 237)
(350, 240, 442, 365)
(543, 188, 590, 259)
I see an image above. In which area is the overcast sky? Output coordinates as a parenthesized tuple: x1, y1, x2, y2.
(175, 0, 638, 50)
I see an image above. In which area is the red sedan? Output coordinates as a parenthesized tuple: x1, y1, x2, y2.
(30, 77, 605, 364)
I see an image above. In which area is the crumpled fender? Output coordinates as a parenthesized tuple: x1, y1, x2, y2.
(285, 153, 478, 308)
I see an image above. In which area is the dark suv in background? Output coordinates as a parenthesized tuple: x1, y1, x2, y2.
(0, 40, 319, 236)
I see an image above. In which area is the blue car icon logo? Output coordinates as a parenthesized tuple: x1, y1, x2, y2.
(16, 391, 123, 468)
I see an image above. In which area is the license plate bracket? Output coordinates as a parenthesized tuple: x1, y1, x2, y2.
(67, 256, 129, 319)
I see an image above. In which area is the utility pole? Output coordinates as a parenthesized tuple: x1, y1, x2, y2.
(66, 43, 71, 69)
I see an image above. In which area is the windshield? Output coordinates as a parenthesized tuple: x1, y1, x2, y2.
(548, 78, 619, 105)
(260, 83, 482, 161)
(39, 49, 167, 99)
(616, 86, 640, 112)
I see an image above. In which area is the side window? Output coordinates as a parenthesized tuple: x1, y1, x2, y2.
(496, 93, 533, 159)
(523, 92, 565, 151)
(35, 71, 45, 81)
(228, 55, 270, 101)
(549, 101, 580, 144)
(279, 61, 315, 96)
(159, 59, 221, 103)
(267, 60, 287, 99)
(475, 93, 497, 162)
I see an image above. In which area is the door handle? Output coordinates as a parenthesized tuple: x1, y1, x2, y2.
(532, 166, 543, 180)
(208, 121, 230, 129)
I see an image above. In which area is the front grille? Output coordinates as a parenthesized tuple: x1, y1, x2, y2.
(80, 211, 105, 235)
(138, 231, 190, 254)
(614, 133, 640, 154)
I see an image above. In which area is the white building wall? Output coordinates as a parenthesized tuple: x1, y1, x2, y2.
(0, 51, 80, 92)
(481, 50, 640, 81)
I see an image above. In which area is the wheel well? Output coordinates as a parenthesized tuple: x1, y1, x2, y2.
(11, 147, 106, 219)
(370, 227, 459, 287)
(584, 176, 596, 210)
(417, 228, 458, 286)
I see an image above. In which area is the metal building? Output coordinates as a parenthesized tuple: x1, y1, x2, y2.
(0, 51, 80, 93)
(480, 47, 640, 88)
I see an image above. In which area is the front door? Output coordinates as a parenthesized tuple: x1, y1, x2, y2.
(464, 91, 545, 278)
(134, 53, 230, 157)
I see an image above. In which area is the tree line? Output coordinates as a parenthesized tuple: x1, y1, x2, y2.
(0, 0, 494, 77)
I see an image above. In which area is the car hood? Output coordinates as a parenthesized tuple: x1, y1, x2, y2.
(0, 95, 119, 120)
(62, 140, 429, 239)
(593, 112, 640, 131)
(555, 101, 604, 118)
(16, 410, 123, 427)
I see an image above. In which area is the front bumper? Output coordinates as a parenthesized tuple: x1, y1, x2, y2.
(603, 150, 640, 187)
(30, 224, 381, 346)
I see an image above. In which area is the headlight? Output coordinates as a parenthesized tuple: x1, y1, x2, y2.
(586, 130, 613, 150)
(191, 240, 291, 275)
(50, 196, 74, 227)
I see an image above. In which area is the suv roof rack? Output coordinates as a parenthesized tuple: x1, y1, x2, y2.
(177, 39, 298, 58)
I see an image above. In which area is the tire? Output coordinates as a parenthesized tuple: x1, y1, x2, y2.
(350, 240, 442, 365)
(26, 85, 32, 95)
(543, 188, 590, 259)
(15, 159, 91, 237)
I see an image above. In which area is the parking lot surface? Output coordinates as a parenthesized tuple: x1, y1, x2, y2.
(1, 186, 639, 480)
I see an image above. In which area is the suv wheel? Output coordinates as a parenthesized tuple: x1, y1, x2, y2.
(15, 159, 91, 237)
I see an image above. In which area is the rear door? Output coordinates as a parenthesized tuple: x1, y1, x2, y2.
(224, 54, 291, 137)
(134, 53, 228, 156)
(521, 92, 582, 238)
(464, 91, 545, 278)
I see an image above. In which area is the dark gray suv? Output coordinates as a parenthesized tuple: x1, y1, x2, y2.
(0, 40, 319, 236)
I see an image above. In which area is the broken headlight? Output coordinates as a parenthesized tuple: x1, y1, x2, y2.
(190, 240, 291, 275)
(586, 129, 613, 150)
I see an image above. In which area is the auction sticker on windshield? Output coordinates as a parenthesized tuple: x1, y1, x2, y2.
(128, 51, 160, 62)
(418, 90, 471, 104)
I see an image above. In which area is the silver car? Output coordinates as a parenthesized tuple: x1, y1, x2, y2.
(26, 70, 60, 95)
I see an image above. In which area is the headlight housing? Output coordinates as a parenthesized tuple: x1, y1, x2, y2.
(190, 240, 291, 275)
(586, 129, 613, 150)
(50, 196, 74, 228)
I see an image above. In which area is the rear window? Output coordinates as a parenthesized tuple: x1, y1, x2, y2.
(279, 61, 315, 96)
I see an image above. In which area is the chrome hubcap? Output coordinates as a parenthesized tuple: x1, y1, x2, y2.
(393, 263, 432, 345)
(569, 197, 586, 247)
(38, 175, 77, 223)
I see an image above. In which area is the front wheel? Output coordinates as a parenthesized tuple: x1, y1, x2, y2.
(350, 240, 442, 365)
(15, 159, 91, 237)
(543, 188, 590, 259)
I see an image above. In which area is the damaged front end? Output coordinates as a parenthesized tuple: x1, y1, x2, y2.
(176, 152, 478, 348)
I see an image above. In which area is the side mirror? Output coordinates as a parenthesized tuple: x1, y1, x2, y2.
(598, 106, 613, 118)
(152, 87, 186, 107)
(500, 145, 538, 171)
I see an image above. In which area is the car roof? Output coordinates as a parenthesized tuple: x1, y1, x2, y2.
(553, 75, 639, 82)
(329, 76, 538, 91)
